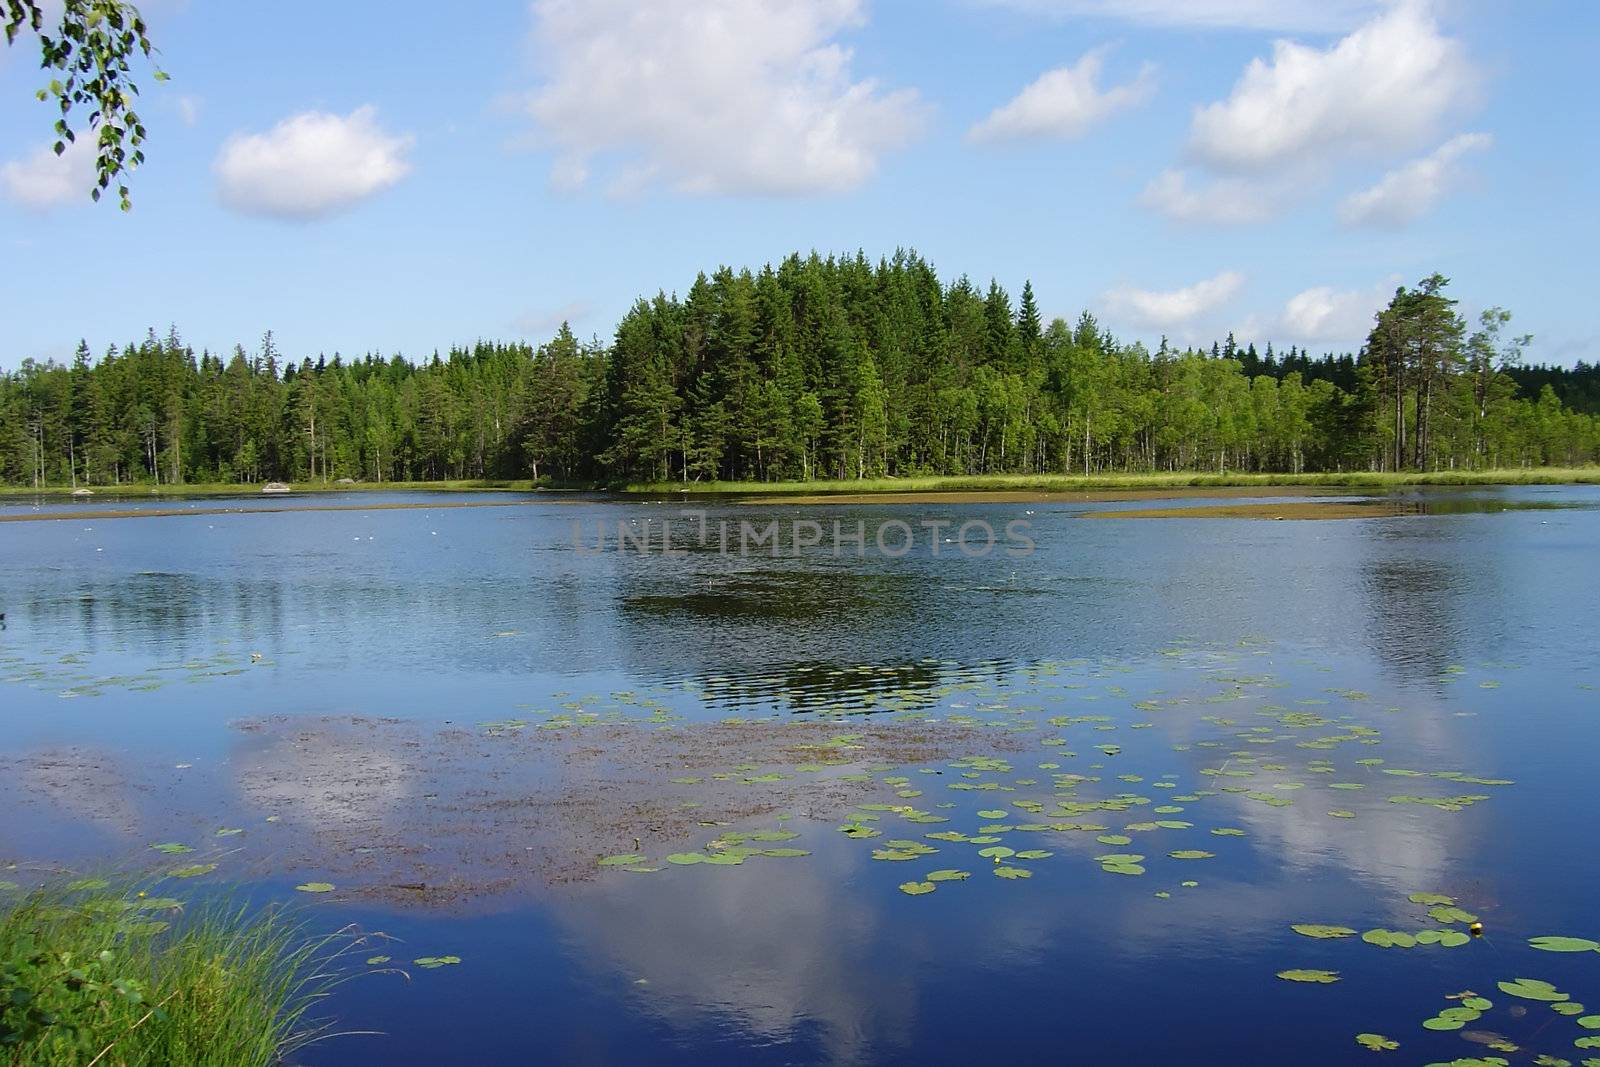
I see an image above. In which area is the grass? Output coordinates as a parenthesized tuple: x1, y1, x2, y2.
(0, 478, 547, 500)
(623, 467, 1600, 495)
(3, 466, 1597, 501)
(0, 879, 361, 1066)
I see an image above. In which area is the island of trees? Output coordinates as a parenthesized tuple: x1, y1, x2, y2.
(2, 252, 1597, 489)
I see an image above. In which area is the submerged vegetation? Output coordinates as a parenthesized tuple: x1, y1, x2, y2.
(0, 880, 347, 1066)
(2, 254, 1598, 490)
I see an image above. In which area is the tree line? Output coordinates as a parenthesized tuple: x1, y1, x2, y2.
(2, 251, 1597, 488)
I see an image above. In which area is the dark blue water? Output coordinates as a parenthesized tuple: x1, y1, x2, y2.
(2, 485, 1598, 1064)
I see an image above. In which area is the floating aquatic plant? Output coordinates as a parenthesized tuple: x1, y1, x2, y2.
(1277, 969, 1341, 984)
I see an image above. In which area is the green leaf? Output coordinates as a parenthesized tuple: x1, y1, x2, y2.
(1497, 978, 1570, 1002)
(413, 956, 461, 969)
(1277, 969, 1340, 984)
(294, 882, 335, 893)
(598, 853, 648, 866)
(1361, 929, 1416, 949)
(898, 881, 936, 896)
(926, 869, 970, 882)
(168, 864, 216, 879)
(1529, 937, 1600, 953)
(1292, 924, 1358, 940)
(1355, 1033, 1399, 1051)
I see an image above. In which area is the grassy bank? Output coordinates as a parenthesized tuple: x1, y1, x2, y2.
(3, 467, 1598, 502)
(625, 467, 1600, 495)
(0, 880, 346, 1066)
(0, 478, 548, 500)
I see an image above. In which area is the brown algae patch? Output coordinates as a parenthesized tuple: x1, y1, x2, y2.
(5, 716, 1021, 908)
(1082, 500, 1411, 520)
(740, 486, 1357, 507)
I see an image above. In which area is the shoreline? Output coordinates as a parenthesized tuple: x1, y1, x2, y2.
(2, 467, 1597, 505)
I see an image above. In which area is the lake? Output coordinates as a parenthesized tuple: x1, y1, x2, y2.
(3, 485, 1599, 1065)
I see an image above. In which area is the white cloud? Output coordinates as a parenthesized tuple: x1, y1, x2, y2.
(978, 0, 1383, 32)
(1189, 1, 1476, 171)
(1103, 270, 1245, 329)
(1137, 168, 1285, 225)
(1338, 132, 1491, 227)
(1242, 275, 1401, 345)
(524, 0, 926, 196)
(0, 138, 94, 211)
(1278, 283, 1385, 341)
(213, 106, 414, 220)
(968, 47, 1154, 143)
(176, 95, 201, 127)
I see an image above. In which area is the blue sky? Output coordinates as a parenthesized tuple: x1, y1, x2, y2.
(1, 0, 1596, 369)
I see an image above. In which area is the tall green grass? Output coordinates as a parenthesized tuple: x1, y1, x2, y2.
(0, 881, 362, 1066)
(622, 467, 1600, 495)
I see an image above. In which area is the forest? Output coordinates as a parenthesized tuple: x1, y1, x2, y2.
(2, 251, 1597, 488)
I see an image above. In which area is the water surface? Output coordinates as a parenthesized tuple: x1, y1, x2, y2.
(2, 485, 1598, 1064)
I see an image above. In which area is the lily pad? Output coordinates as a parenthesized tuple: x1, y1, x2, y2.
(1529, 937, 1600, 954)
(598, 853, 649, 866)
(1293, 924, 1358, 940)
(1362, 929, 1417, 949)
(1169, 850, 1215, 860)
(168, 863, 217, 879)
(992, 866, 1032, 879)
(1356, 1033, 1399, 1051)
(1497, 978, 1570, 1002)
(1278, 969, 1341, 984)
(898, 881, 936, 896)
(295, 882, 336, 893)
(926, 869, 971, 882)
(413, 956, 461, 969)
